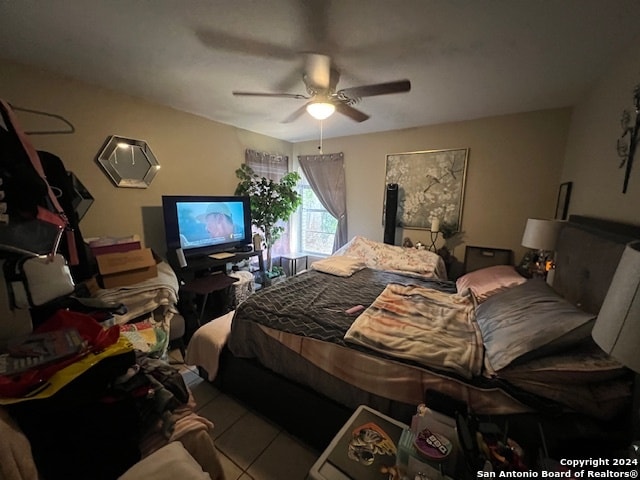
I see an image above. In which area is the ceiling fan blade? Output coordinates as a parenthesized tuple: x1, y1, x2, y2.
(282, 103, 312, 123)
(196, 29, 296, 60)
(304, 53, 331, 90)
(299, 0, 331, 53)
(339, 79, 411, 99)
(329, 68, 341, 91)
(233, 91, 309, 100)
(335, 103, 370, 122)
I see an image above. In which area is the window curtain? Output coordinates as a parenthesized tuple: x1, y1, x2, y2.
(245, 149, 288, 180)
(298, 152, 348, 253)
(244, 149, 290, 257)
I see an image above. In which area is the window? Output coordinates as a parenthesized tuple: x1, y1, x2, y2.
(244, 150, 291, 258)
(297, 171, 337, 255)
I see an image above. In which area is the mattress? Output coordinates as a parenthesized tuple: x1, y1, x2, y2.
(226, 268, 630, 420)
(231, 268, 455, 346)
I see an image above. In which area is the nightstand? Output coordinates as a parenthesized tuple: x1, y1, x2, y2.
(279, 253, 309, 276)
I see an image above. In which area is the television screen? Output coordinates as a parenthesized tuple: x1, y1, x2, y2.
(162, 195, 252, 257)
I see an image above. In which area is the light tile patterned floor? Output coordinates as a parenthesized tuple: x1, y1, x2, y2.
(170, 350, 319, 480)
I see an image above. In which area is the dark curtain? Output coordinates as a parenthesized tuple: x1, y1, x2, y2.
(298, 152, 347, 253)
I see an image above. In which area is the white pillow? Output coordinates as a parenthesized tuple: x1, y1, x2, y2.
(311, 255, 365, 277)
(456, 265, 526, 303)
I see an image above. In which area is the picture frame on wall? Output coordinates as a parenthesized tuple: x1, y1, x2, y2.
(555, 181, 573, 220)
(384, 148, 469, 232)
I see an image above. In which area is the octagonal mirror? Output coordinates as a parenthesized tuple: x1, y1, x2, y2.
(97, 135, 160, 188)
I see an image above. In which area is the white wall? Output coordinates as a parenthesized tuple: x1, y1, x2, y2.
(4, 40, 638, 271)
(561, 35, 640, 224)
(294, 108, 572, 261)
(0, 59, 293, 255)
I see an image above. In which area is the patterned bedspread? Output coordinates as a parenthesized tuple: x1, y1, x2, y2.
(231, 268, 456, 347)
(221, 225, 634, 421)
(225, 267, 630, 420)
(344, 284, 483, 378)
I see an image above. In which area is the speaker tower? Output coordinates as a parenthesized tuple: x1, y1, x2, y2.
(383, 183, 398, 245)
(175, 247, 188, 268)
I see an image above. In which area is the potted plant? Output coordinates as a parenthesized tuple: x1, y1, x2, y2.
(234, 164, 302, 275)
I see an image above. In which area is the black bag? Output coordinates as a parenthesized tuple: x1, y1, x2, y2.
(39, 151, 94, 281)
(0, 100, 72, 259)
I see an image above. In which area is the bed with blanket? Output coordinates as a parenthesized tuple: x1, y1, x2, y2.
(200, 216, 638, 453)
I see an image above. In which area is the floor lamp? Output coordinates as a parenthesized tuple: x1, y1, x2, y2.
(592, 241, 640, 452)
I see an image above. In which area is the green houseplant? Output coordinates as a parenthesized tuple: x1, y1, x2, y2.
(234, 164, 302, 274)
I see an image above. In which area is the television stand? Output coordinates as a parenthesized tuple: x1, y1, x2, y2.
(209, 252, 236, 260)
(167, 249, 265, 281)
(166, 249, 265, 334)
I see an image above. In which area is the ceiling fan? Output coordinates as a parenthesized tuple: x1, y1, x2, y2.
(232, 53, 411, 123)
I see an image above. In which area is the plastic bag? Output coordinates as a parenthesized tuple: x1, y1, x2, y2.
(0, 309, 126, 400)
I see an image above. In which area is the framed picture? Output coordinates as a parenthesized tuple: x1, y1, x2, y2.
(384, 148, 469, 231)
(555, 181, 572, 220)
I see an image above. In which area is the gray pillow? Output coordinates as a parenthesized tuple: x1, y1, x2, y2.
(476, 279, 595, 371)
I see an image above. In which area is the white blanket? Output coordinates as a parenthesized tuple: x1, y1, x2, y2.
(185, 311, 234, 381)
(344, 283, 483, 378)
(334, 236, 447, 280)
(118, 441, 211, 480)
(93, 262, 179, 323)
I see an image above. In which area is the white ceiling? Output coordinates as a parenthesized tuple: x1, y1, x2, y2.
(2, 0, 640, 143)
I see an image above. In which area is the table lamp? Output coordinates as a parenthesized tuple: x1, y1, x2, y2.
(521, 218, 564, 276)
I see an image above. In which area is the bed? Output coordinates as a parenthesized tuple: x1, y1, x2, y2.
(193, 216, 638, 454)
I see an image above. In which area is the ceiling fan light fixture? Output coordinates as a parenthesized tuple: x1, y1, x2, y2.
(306, 102, 335, 120)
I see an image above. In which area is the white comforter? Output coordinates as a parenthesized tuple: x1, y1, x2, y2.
(333, 236, 448, 280)
(344, 283, 483, 378)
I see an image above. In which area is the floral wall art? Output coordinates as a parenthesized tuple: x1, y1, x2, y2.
(384, 148, 469, 232)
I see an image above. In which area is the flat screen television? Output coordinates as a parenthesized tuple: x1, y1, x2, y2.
(162, 195, 253, 258)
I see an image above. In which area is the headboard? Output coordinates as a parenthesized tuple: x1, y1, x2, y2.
(553, 215, 640, 314)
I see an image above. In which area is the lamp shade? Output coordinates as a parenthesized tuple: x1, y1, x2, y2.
(306, 102, 335, 120)
(592, 241, 640, 373)
(521, 218, 563, 251)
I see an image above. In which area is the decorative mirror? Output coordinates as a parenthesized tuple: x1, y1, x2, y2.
(97, 135, 160, 188)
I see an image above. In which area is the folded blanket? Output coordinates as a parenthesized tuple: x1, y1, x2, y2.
(94, 262, 179, 325)
(311, 255, 365, 277)
(344, 283, 483, 378)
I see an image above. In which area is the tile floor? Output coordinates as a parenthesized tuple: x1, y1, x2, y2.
(169, 349, 320, 480)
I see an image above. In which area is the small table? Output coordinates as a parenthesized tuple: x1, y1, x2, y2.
(179, 273, 238, 325)
(279, 253, 309, 276)
(307, 405, 408, 480)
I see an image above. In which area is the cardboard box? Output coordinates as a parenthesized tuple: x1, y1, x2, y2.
(96, 248, 158, 288)
(89, 235, 142, 257)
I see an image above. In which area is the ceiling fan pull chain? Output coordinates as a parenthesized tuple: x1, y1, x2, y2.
(318, 119, 324, 154)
